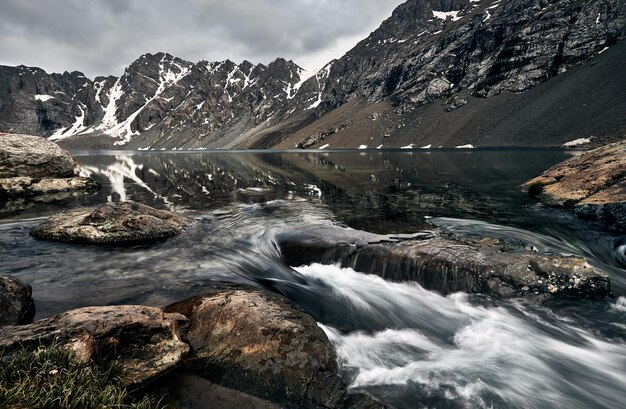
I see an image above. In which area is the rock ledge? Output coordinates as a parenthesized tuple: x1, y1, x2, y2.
(524, 140, 626, 231)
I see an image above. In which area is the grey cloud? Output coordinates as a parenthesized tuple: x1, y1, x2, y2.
(0, 0, 404, 78)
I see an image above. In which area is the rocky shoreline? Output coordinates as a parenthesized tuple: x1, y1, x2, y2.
(524, 139, 626, 232)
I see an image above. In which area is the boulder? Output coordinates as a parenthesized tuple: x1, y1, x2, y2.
(524, 140, 626, 231)
(0, 134, 98, 197)
(0, 305, 189, 386)
(31, 202, 194, 244)
(0, 134, 78, 178)
(275, 225, 611, 300)
(0, 274, 35, 326)
(166, 287, 385, 409)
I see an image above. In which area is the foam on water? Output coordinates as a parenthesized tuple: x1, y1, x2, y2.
(296, 264, 626, 409)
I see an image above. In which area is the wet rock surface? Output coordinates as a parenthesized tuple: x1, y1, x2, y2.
(31, 201, 194, 244)
(0, 305, 189, 386)
(0, 274, 35, 326)
(0, 134, 98, 198)
(166, 287, 385, 409)
(276, 225, 611, 300)
(524, 140, 626, 231)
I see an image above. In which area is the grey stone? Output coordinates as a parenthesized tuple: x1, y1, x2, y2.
(31, 202, 194, 244)
(0, 274, 35, 326)
(0, 134, 78, 178)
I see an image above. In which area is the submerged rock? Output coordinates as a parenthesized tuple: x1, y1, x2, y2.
(0, 134, 98, 198)
(31, 202, 194, 244)
(524, 140, 626, 231)
(275, 225, 611, 300)
(166, 287, 385, 409)
(0, 305, 189, 386)
(0, 274, 35, 326)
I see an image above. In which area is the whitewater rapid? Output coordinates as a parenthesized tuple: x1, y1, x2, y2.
(296, 264, 626, 409)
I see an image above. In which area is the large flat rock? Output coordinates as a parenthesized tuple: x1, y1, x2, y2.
(524, 140, 626, 231)
(166, 287, 385, 409)
(31, 202, 194, 244)
(0, 305, 189, 386)
(275, 225, 611, 300)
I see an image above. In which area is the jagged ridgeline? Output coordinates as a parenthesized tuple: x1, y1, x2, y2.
(1, 0, 625, 149)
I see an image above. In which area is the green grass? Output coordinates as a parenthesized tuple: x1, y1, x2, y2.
(0, 344, 162, 409)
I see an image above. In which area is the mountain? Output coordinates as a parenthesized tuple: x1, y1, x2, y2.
(1, 0, 625, 149)
(0, 53, 325, 149)
(274, 0, 626, 149)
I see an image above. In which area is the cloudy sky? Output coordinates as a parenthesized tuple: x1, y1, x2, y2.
(0, 0, 405, 78)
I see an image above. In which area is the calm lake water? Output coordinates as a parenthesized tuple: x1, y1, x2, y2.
(1, 149, 625, 409)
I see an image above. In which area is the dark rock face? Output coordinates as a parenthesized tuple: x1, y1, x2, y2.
(280, 0, 626, 149)
(166, 288, 385, 409)
(0, 67, 99, 136)
(0, 305, 189, 386)
(0, 274, 35, 326)
(31, 202, 194, 244)
(524, 140, 626, 231)
(317, 0, 626, 109)
(275, 225, 611, 300)
(2, 1, 624, 149)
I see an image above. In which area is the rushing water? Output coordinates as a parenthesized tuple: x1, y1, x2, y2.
(1, 149, 625, 409)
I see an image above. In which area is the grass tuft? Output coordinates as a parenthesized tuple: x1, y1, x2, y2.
(0, 343, 162, 409)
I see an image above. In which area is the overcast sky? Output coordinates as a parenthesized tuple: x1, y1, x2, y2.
(0, 0, 405, 78)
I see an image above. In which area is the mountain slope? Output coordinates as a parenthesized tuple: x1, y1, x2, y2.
(1, 0, 625, 149)
(275, 0, 626, 149)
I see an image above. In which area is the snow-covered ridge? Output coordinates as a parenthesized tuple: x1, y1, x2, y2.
(307, 62, 333, 110)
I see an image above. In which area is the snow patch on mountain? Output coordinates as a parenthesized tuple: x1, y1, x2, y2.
(307, 62, 333, 110)
(35, 95, 54, 102)
(432, 10, 462, 22)
(97, 56, 191, 145)
(563, 138, 592, 147)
